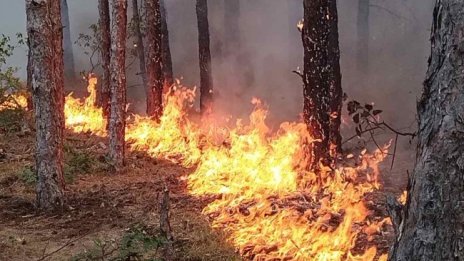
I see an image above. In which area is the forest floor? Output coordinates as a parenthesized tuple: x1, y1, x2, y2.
(0, 112, 413, 261)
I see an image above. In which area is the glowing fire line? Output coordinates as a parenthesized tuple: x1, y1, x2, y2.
(3, 77, 390, 260)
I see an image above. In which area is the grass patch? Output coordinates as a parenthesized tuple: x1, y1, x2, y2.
(0, 108, 24, 132)
(71, 224, 165, 261)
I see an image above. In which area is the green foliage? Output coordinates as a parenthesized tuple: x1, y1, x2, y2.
(70, 224, 164, 261)
(0, 34, 24, 94)
(0, 34, 27, 128)
(118, 224, 164, 260)
(63, 148, 96, 183)
(17, 166, 37, 185)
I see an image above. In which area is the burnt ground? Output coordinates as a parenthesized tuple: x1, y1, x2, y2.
(0, 120, 412, 261)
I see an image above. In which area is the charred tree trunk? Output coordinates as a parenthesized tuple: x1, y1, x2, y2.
(26, 0, 65, 210)
(302, 0, 343, 168)
(132, 0, 147, 89)
(196, 0, 213, 116)
(98, 0, 111, 119)
(109, 0, 127, 170)
(357, 0, 369, 76)
(145, 0, 164, 119)
(160, 0, 173, 89)
(61, 0, 75, 84)
(390, 1, 464, 260)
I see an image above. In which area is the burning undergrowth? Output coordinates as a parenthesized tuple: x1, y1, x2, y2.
(4, 77, 392, 260)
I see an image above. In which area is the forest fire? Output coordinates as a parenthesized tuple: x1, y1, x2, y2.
(64, 76, 107, 136)
(0, 78, 390, 260)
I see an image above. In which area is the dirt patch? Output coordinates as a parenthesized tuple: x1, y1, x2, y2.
(0, 130, 238, 261)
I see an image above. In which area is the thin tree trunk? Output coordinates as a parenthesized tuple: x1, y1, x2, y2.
(132, 0, 147, 89)
(302, 0, 343, 168)
(26, 0, 65, 210)
(109, 0, 127, 170)
(145, 0, 164, 119)
(357, 0, 369, 75)
(160, 0, 173, 89)
(390, 1, 464, 260)
(98, 0, 111, 120)
(61, 0, 75, 84)
(196, 0, 213, 116)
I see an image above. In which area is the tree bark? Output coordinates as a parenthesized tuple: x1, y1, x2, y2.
(98, 0, 111, 119)
(196, 0, 213, 116)
(132, 0, 147, 90)
(61, 0, 75, 84)
(390, 1, 464, 260)
(357, 0, 369, 75)
(26, 38, 34, 111)
(302, 0, 343, 168)
(26, 0, 65, 210)
(145, 0, 164, 119)
(109, 0, 127, 170)
(160, 0, 173, 90)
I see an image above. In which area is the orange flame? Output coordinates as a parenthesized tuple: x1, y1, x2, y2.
(1, 78, 392, 260)
(64, 77, 107, 136)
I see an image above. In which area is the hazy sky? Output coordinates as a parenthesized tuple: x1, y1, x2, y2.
(0, 0, 435, 127)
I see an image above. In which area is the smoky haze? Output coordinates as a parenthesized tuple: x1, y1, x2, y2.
(0, 0, 434, 129)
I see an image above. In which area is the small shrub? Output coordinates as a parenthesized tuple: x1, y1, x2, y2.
(17, 166, 37, 185)
(71, 224, 164, 261)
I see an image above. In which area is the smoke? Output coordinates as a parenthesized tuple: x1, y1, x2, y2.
(0, 0, 434, 129)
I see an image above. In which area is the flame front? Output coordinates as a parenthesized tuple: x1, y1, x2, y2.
(1, 78, 391, 260)
(64, 77, 107, 136)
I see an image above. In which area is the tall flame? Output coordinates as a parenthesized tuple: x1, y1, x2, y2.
(1, 78, 391, 260)
(64, 77, 107, 136)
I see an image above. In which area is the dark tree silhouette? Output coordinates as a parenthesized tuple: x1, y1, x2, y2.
(390, 1, 464, 259)
(302, 0, 343, 168)
(26, 0, 65, 209)
(132, 0, 147, 89)
(160, 0, 173, 89)
(196, 0, 213, 116)
(61, 0, 75, 84)
(145, 0, 164, 119)
(109, 0, 128, 170)
(98, 0, 111, 119)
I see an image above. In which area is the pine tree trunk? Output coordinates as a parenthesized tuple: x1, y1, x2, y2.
(61, 0, 75, 84)
(132, 0, 147, 90)
(98, 0, 111, 119)
(145, 0, 164, 119)
(26, 0, 65, 210)
(302, 0, 343, 168)
(109, 0, 127, 170)
(196, 0, 213, 116)
(390, 1, 464, 260)
(357, 0, 369, 75)
(160, 0, 173, 89)
(26, 38, 34, 111)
